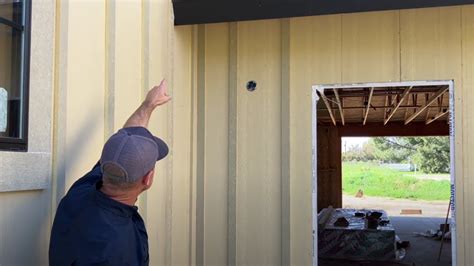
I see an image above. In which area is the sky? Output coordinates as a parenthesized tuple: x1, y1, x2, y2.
(341, 137, 369, 152)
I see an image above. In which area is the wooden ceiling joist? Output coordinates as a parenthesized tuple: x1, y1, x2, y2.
(426, 110, 449, 125)
(384, 95, 389, 121)
(405, 86, 449, 125)
(318, 90, 337, 126)
(333, 89, 345, 126)
(425, 93, 431, 121)
(384, 86, 412, 125)
(363, 87, 374, 125)
(426, 94, 448, 125)
(404, 94, 417, 121)
(438, 94, 444, 113)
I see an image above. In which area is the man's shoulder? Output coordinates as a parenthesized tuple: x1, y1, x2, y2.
(70, 162, 103, 190)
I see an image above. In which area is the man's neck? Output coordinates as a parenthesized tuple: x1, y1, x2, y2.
(100, 185, 138, 206)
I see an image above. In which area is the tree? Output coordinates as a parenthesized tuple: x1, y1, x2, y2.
(372, 137, 450, 174)
(342, 141, 376, 162)
(371, 137, 413, 163)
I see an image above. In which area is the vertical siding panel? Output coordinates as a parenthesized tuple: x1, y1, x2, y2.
(227, 22, 238, 266)
(289, 15, 342, 265)
(171, 25, 194, 266)
(63, 0, 106, 189)
(236, 20, 282, 265)
(401, 7, 464, 265)
(462, 5, 474, 265)
(280, 18, 291, 266)
(141, 0, 174, 265)
(112, 1, 142, 130)
(342, 11, 400, 83)
(401, 7, 462, 81)
(203, 23, 230, 266)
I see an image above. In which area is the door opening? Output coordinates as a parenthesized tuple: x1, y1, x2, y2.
(312, 81, 456, 266)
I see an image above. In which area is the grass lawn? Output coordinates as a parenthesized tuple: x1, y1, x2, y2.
(342, 162, 451, 201)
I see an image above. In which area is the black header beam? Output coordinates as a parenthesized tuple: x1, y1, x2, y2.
(173, 0, 474, 25)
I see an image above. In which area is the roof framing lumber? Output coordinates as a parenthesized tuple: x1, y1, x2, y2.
(426, 94, 448, 125)
(425, 93, 431, 121)
(318, 90, 337, 126)
(405, 94, 417, 121)
(363, 87, 374, 125)
(405, 86, 449, 125)
(384, 86, 412, 125)
(333, 89, 345, 126)
(426, 110, 449, 125)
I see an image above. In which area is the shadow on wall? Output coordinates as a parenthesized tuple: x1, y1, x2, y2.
(53, 106, 103, 207)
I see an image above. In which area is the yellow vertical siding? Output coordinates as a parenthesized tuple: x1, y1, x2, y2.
(400, 7, 462, 81)
(112, 1, 143, 131)
(170, 25, 194, 266)
(203, 23, 230, 266)
(289, 15, 343, 265)
(461, 5, 474, 265)
(196, 5, 473, 265)
(62, 0, 106, 191)
(400, 7, 465, 263)
(53, 1, 197, 266)
(342, 11, 400, 83)
(4, 3, 474, 266)
(140, 0, 174, 264)
(235, 20, 282, 266)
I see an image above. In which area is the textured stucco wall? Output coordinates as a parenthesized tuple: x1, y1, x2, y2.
(0, 0, 55, 265)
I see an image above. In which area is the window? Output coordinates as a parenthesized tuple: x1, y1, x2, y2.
(0, 0, 30, 151)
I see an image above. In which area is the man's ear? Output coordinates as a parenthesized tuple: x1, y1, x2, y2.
(142, 169, 155, 188)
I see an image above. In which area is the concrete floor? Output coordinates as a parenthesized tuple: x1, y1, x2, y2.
(391, 216, 452, 266)
(319, 216, 453, 266)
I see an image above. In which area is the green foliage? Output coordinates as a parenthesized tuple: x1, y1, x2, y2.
(371, 138, 413, 163)
(342, 162, 450, 201)
(342, 141, 376, 162)
(371, 137, 450, 174)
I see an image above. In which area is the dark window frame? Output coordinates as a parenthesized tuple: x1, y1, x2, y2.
(0, 0, 31, 152)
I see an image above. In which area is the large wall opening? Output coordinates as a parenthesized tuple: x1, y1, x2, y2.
(312, 81, 455, 266)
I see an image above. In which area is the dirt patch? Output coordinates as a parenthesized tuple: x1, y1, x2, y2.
(413, 174, 450, 181)
(343, 194, 449, 218)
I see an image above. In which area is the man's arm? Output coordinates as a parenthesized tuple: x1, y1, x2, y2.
(123, 79, 172, 128)
(70, 80, 171, 189)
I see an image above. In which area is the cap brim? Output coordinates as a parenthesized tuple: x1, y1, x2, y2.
(153, 136, 169, 161)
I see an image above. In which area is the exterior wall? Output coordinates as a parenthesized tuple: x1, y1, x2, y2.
(196, 5, 474, 265)
(1, 0, 196, 265)
(2, 3, 474, 266)
(52, 1, 196, 266)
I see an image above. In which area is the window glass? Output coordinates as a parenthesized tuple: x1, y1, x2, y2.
(0, 0, 29, 150)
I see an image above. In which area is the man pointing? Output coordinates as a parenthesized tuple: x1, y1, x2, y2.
(49, 80, 171, 266)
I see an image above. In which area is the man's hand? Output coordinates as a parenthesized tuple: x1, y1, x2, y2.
(143, 79, 172, 110)
(123, 79, 172, 129)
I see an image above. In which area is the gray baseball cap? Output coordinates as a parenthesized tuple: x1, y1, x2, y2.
(99, 127, 169, 183)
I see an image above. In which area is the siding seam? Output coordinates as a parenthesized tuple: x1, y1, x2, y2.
(280, 18, 291, 266)
(227, 22, 238, 266)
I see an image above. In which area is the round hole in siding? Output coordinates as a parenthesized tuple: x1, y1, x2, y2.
(246, 80, 257, 92)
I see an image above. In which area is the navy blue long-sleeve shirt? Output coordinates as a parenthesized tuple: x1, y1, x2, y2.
(49, 163, 149, 266)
